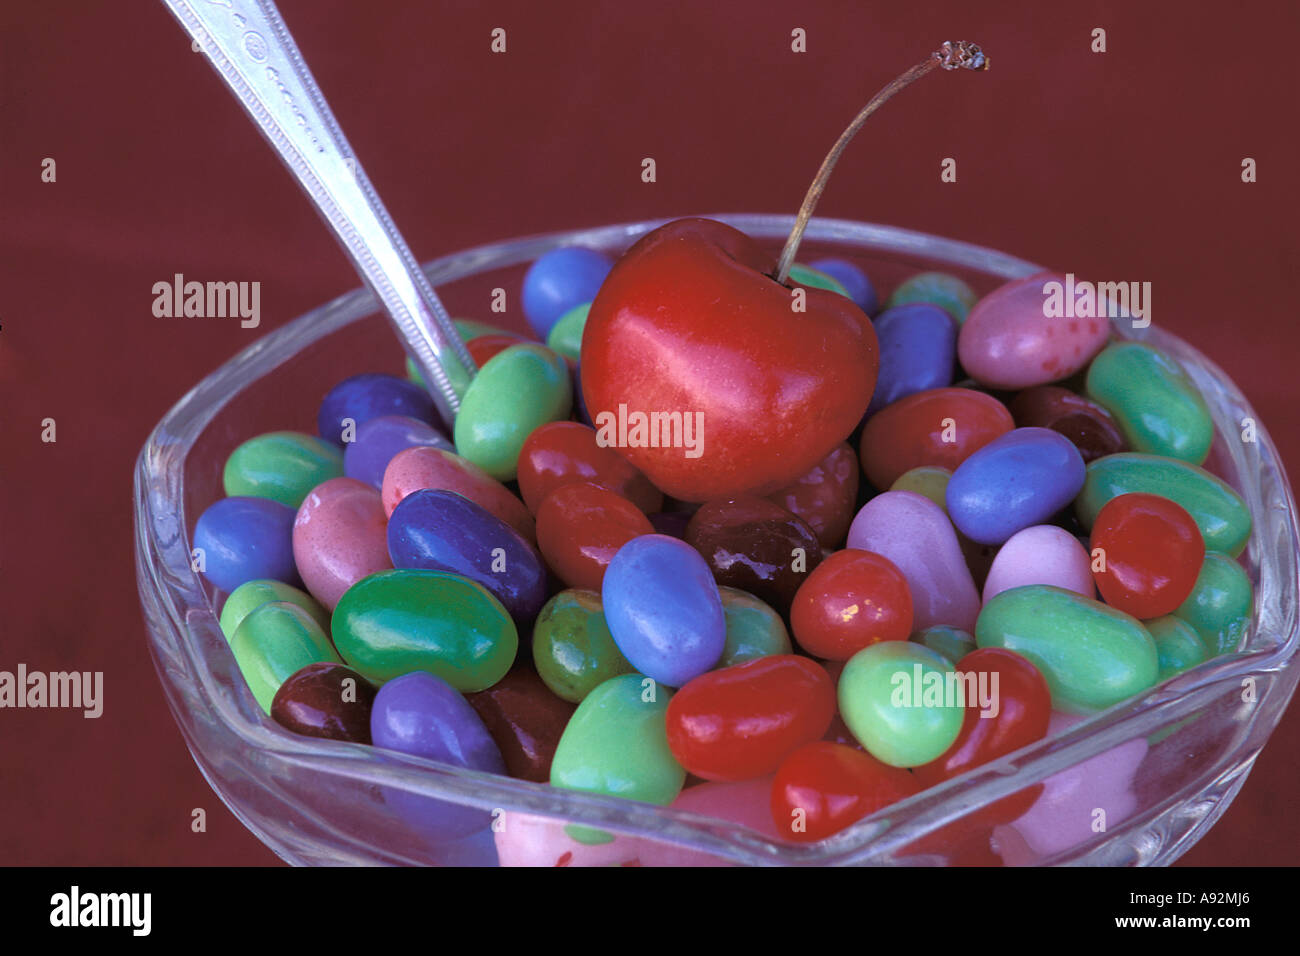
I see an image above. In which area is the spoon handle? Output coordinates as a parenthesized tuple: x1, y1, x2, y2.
(161, 0, 476, 423)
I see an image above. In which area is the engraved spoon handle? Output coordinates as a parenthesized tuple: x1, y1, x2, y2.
(160, 0, 477, 423)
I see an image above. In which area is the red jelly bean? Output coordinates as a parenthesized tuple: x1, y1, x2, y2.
(381, 446, 535, 543)
(790, 549, 913, 660)
(516, 421, 663, 515)
(770, 741, 919, 842)
(468, 333, 530, 367)
(1091, 492, 1204, 618)
(665, 655, 834, 781)
(535, 482, 654, 591)
(764, 442, 861, 549)
(859, 387, 1014, 490)
(465, 666, 576, 783)
(1008, 385, 1126, 463)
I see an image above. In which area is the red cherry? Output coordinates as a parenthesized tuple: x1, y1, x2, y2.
(1091, 492, 1204, 618)
(517, 421, 663, 515)
(665, 655, 835, 782)
(770, 741, 919, 842)
(534, 482, 653, 591)
(763, 442, 861, 549)
(790, 549, 913, 660)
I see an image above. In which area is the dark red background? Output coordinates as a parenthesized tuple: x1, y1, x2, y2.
(2, 1, 1297, 865)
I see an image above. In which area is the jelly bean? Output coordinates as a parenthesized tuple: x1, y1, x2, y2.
(975, 585, 1158, 713)
(532, 589, 635, 703)
(602, 535, 726, 687)
(1086, 342, 1213, 464)
(982, 524, 1095, 603)
(1146, 615, 1208, 680)
(535, 482, 654, 592)
(546, 302, 590, 361)
(770, 741, 919, 842)
(957, 272, 1110, 388)
(466, 667, 576, 783)
(342, 415, 453, 489)
(194, 496, 298, 593)
(1008, 385, 1125, 463)
(270, 661, 376, 743)
(516, 421, 662, 515)
(1075, 453, 1251, 557)
(318, 373, 436, 445)
(331, 568, 518, 690)
(453, 318, 514, 342)
(866, 304, 957, 415)
(790, 549, 913, 661)
(1091, 492, 1204, 619)
(453, 344, 573, 481)
(381, 446, 535, 543)
(859, 387, 1014, 489)
(494, 810, 642, 867)
(635, 777, 786, 865)
(230, 601, 341, 714)
(293, 477, 393, 610)
(910, 626, 977, 666)
(685, 497, 822, 615)
(388, 489, 547, 624)
(717, 587, 792, 666)
(219, 578, 330, 642)
(371, 671, 506, 774)
(762, 442, 859, 550)
(809, 257, 878, 315)
(522, 246, 614, 339)
(223, 431, 344, 508)
(665, 656, 835, 781)
(1173, 552, 1253, 655)
(404, 321, 526, 387)
(946, 427, 1086, 546)
(889, 466, 951, 510)
(888, 271, 977, 324)
(468, 333, 530, 367)
(788, 262, 851, 297)
(846, 491, 980, 633)
(838, 641, 965, 767)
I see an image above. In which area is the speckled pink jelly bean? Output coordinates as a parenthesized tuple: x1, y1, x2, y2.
(634, 776, 785, 866)
(381, 446, 536, 544)
(982, 524, 1095, 604)
(493, 809, 642, 867)
(293, 477, 392, 610)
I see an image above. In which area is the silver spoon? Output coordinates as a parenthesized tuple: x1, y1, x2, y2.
(161, 0, 477, 425)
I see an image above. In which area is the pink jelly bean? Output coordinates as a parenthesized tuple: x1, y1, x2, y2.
(982, 525, 1095, 604)
(958, 272, 1111, 389)
(293, 477, 392, 610)
(493, 809, 641, 867)
(381, 446, 536, 544)
(633, 777, 785, 866)
(846, 490, 979, 633)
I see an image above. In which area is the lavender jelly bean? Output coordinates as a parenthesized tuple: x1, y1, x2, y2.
(343, 414, 454, 489)
(318, 373, 437, 446)
(193, 496, 299, 593)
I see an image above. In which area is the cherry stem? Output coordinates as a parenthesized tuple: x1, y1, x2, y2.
(773, 40, 989, 286)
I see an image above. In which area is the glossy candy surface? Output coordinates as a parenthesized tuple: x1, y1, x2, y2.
(1146, 615, 1208, 680)
(887, 271, 976, 324)
(889, 466, 950, 510)
(535, 482, 654, 591)
(1173, 552, 1253, 655)
(270, 662, 376, 743)
(1086, 342, 1213, 464)
(381, 446, 535, 542)
(809, 257, 878, 315)
(717, 587, 792, 666)
(1090, 492, 1204, 619)
(982, 524, 1095, 603)
(194, 496, 298, 593)
(465, 666, 576, 782)
(762, 442, 859, 549)
(866, 304, 957, 415)
(230, 602, 341, 714)
(786, 262, 850, 297)
(546, 302, 590, 361)
(517, 420, 662, 514)
(223, 431, 344, 508)
(771, 741, 919, 842)
(318, 373, 436, 445)
(343, 415, 453, 489)
(370, 670, 506, 774)
(1008, 385, 1125, 463)
(521, 246, 613, 339)
(910, 626, 977, 666)
(219, 578, 330, 642)
(531, 589, 635, 702)
(292, 477, 392, 610)
(790, 549, 913, 660)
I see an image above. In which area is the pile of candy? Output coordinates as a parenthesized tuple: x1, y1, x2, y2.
(193, 224, 1254, 865)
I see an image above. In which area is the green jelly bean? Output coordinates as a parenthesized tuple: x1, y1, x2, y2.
(891, 466, 952, 511)
(976, 584, 1158, 714)
(910, 625, 977, 666)
(546, 303, 589, 361)
(1174, 552, 1254, 655)
(222, 431, 343, 508)
(532, 589, 635, 703)
(838, 642, 964, 767)
(453, 344, 573, 481)
(1147, 615, 1208, 681)
(405, 320, 518, 386)
(717, 587, 792, 666)
(220, 579, 330, 642)
(1085, 342, 1213, 464)
(788, 263, 851, 298)
(887, 271, 977, 324)
(1075, 453, 1251, 557)
(331, 569, 517, 691)
(230, 602, 340, 714)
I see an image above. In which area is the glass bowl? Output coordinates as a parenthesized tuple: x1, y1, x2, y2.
(135, 214, 1300, 866)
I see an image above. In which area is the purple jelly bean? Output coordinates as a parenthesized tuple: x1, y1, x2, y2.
(193, 496, 298, 593)
(371, 671, 506, 774)
(318, 373, 436, 446)
(866, 303, 958, 416)
(343, 414, 454, 489)
(809, 257, 878, 316)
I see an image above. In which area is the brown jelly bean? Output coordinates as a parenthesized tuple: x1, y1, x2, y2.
(465, 667, 576, 782)
(1008, 385, 1126, 463)
(764, 442, 860, 550)
(270, 662, 377, 744)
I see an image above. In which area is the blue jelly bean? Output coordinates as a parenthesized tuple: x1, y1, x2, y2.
(866, 303, 957, 415)
(946, 427, 1087, 545)
(388, 489, 547, 624)
(193, 496, 298, 593)
(318, 373, 436, 446)
(809, 257, 878, 316)
(521, 247, 613, 340)
(602, 534, 726, 687)
(343, 414, 453, 489)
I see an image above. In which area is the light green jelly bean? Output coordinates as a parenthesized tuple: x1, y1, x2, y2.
(331, 569, 517, 690)
(1174, 552, 1254, 655)
(887, 272, 977, 324)
(230, 602, 340, 714)
(891, 466, 952, 511)
(546, 303, 590, 361)
(222, 431, 343, 508)
(976, 584, 1158, 714)
(910, 625, 976, 666)
(532, 589, 635, 703)
(405, 319, 517, 386)
(838, 642, 964, 767)
(788, 263, 851, 298)
(717, 587, 792, 666)
(1085, 342, 1213, 464)
(454, 344, 572, 481)
(1146, 615, 1208, 681)
(1075, 453, 1251, 557)
(220, 579, 330, 642)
